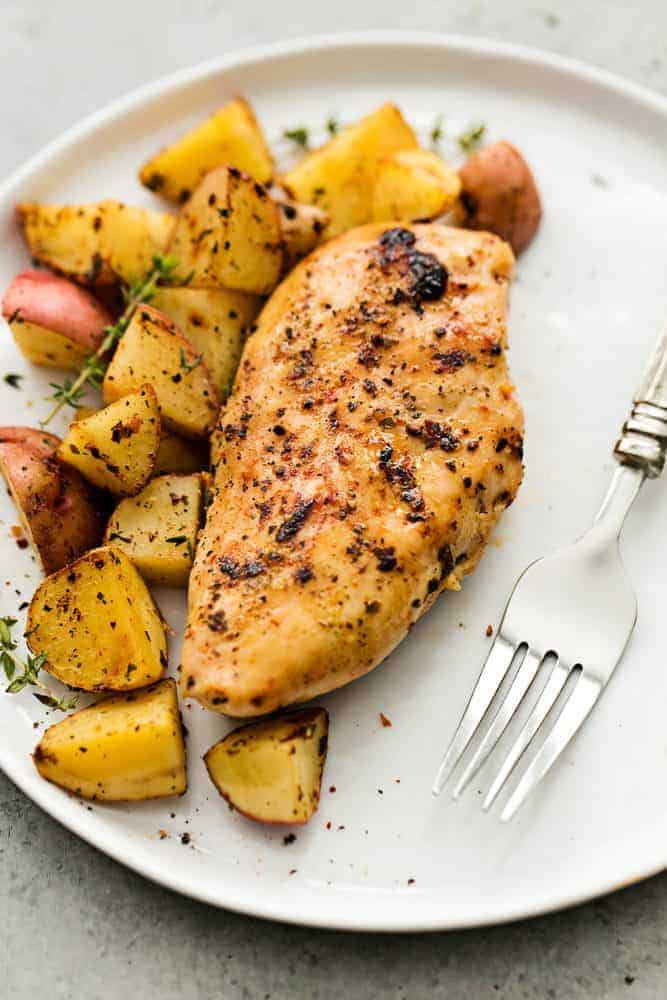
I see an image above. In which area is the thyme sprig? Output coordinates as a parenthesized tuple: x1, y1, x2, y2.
(166, 535, 194, 560)
(41, 253, 180, 427)
(0, 616, 77, 711)
(179, 348, 203, 374)
(284, 126, 309, 150)
(458, 123, 486, 153)
(430, 115, 444, 145)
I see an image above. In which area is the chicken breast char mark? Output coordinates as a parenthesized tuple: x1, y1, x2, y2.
(182, 222, 524, 716)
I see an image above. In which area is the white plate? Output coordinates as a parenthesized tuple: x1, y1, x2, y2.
(1, 32, 667, 932)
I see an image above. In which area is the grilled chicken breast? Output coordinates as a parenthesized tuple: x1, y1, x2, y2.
(181, 223, 524, 716)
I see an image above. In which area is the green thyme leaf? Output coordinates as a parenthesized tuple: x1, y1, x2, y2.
(458, 123, 486, 153)
(107, 531, 131, 544)
(430, 115, 444, 145)
(1, 650, 15, 680)
(179, 348, 203, 374)
(284, 127, 309, 149)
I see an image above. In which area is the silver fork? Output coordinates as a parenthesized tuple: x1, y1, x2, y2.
(433, 323, 667, 821)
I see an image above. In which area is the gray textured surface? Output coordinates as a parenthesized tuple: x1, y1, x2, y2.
(2, 1, 667, 997)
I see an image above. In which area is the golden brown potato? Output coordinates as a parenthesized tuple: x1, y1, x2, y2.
(140, 96, 274, 202)
(73, 407, 209, 476)
(279, 103, 418, 236)
(16, 200, 174, 285)
(372, 149, 461, 222)
(58, 385, 161, 495)
(151, 286, 261, 396)
(458, 140, 542, 254)
(27, 545, 168, 692)
(0, 427, 105, 573)
(105, 473, 202, 586)
(275, 198, 329, 269)
(102, 305, 220, 438)
(204, 708, 329, 825)
(154, 429, 209, 475)
(33, 679, 186, 801)
(2, 270, 112, 371)
(169, 166, 284, 295)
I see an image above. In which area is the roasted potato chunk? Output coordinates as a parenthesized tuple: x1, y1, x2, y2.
(73, 406, 209, 475)
(0, 427, 105, 573)
(140, 96, 274, 202)
(17, 200, 173, 285)
(58, 384, 161, 495)
(275, 198, 329, 268)
(103, 305, 220, 438)
(2, 270, 112, 370)
(27, 545, 167, 691)
(204, 708, 329, 825)
(33, 679, 186, 801)
(458, 140, 542, 254)
(105, 473, 202, 586)
(169, 166, 283, 295)
(151, 286, 261, 396)
(280, 103, 418, 236)
(372, 149, 461, 222)
(154, 429, 209, 475)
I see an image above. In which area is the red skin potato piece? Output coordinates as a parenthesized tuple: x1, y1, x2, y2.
(0, 426, 107, 574)
(458, 140, 542, 255)
(2, 270, 112, 350)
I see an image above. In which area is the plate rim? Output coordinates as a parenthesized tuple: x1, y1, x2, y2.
(1, 29, 666, 932)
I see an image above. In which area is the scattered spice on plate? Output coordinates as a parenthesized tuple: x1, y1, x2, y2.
(283, 832, 296, 846)
(180, 832, 191, 845)
(158, 829, 168, 840)
(379, 712, 392, 728)
(486, 624, 493, 637)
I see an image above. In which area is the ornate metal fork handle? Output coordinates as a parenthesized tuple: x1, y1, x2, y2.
(614, 325, 667, 478)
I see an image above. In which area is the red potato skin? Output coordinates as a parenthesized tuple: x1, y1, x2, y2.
(458, 141, 542, 254)
(0, 427, 107, 573)
(2, 270, 112, 349)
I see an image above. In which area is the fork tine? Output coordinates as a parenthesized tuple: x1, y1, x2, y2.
(500, 673, 602, 822)
(432, 635, 519, 795)
(452, 648, 540, 800)
(482, 661, 570, 811)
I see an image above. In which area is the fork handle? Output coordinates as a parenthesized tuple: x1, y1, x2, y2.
(614, 324, 667, 477)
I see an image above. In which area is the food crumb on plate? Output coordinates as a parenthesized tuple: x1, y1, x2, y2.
(379, 712, 392, 727)
(158, 829, 168, 839)
(283, 832, 296, 845)
(486, 624, 493, 636)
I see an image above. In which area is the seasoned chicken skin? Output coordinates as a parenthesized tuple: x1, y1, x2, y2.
(181, 223, 524, 716)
